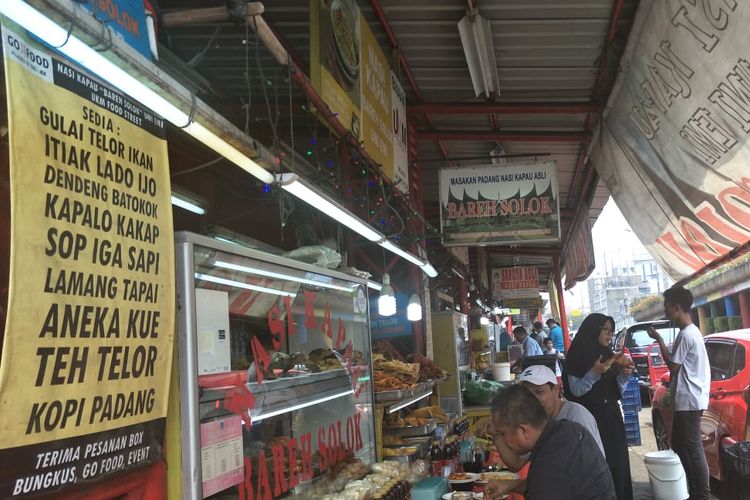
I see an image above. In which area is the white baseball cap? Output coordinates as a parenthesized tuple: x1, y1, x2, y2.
(516, 365, 557, 386)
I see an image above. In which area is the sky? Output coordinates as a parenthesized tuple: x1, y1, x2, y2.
(563, 198, 652, 313)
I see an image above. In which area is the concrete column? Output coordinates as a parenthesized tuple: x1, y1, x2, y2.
(739, 290, 750, 329)
(725, 295, 738, 317)
(697, 305, 708, 335)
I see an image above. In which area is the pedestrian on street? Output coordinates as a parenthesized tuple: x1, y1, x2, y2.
(546, 318, 565, 352)
(648, 285, 710, 500)
(563, 313, 635, 500)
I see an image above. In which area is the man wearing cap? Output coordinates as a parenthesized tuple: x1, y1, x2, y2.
(491, 364, 604, 472)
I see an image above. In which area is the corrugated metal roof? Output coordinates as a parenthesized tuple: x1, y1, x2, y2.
(158, 0, 640, 285)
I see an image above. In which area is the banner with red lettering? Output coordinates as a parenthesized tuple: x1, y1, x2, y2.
(438, 161, 560, 246)
(590, 0, 750, 280)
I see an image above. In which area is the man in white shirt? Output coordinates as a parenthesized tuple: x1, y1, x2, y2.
(648, 285, 710, 500)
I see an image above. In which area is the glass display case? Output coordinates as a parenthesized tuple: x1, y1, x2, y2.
(174, 232, 376, 499)
(431, 311, 469, 415)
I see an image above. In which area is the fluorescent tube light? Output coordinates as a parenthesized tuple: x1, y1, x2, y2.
(171, 189, 206, 215)
(387, 389, 433, 413)
(458, 8, 500, 99)
(367, 280, 383, 291)
(194, 273, 296, 297)
(407, 294, 423, 322)
(214, 260, 352, 292)
(380, 240, 425, 267)
(421, 262, 438, 278)
(277, 173, 383, 242)
(251, 389, 354, 422)
(0, 0, 275, 185)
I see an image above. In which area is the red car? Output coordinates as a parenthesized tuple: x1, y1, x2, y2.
(651, 329, 750, 481)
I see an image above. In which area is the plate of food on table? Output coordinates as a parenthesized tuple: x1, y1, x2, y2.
(447, 472, 480, 484)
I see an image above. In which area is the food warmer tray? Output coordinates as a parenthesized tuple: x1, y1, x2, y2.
(383, 418, 437, 437)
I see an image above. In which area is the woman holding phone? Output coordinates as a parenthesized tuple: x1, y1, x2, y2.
(562, 313, 635, 500)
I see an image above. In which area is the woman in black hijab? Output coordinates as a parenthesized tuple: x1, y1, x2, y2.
(563, 313, 634, 500)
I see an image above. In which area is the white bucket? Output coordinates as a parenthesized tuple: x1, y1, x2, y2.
(643, 450, 688, 500)
(492, 362, 511, 382)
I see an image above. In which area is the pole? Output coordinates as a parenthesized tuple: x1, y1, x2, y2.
(739, 290, 750, 329)
(553, 256, 571, 351)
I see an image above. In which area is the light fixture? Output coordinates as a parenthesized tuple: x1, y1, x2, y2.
(250, 389, 353, 422)
(0, 0, 275, 186)
(493, 306, 502, 315)
(277, 173, 383, 242)
(377, 273, 396, 317)
(213, 260, 352, 292)
(407, 293, 423, 322)
(387, 389, 432, 413)
(195, 273, 296, 297)
(277, 174, 439, 278)
(367, 280, 383, 291)
(458, 6, 500, 99)
(171, 188, 206, 215)
(480, 316, 490, 326)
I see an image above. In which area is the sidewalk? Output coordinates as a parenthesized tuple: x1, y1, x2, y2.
(629, 407, 719, 499)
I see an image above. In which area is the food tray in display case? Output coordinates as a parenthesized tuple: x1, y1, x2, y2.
(174, 232, 377, 499)
(384, 418, 437, 437)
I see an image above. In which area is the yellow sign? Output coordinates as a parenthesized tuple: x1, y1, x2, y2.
(360, 20, 392, 172)
(0, 23, 174, 496)
(311, 0, 363, 141)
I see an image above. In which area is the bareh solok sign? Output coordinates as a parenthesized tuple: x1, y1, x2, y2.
(438, 161, 560, 246)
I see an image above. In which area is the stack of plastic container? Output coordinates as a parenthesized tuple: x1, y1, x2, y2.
(621, 376, 641, 446)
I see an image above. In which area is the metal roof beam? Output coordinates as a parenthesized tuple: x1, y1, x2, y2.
(417, 130, 590, 142)
(408, 102, 601, 115)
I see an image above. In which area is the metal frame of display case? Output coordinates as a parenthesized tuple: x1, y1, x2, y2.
(174, 231, 376, 498)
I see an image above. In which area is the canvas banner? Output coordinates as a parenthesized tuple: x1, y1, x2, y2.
(591, 0, 750, 280)
(0, 23, 174, 496)
(439, 161, 560, 246)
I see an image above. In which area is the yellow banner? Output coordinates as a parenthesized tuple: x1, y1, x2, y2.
(0, 23, 174, 493)
(311, 0, 362, 142)
(360, 20, 392, 172)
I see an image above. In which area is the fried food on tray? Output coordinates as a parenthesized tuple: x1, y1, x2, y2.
(373, 357, 420, 385)
(382, 435, 406, 446)
(403, 416, 430, 427)
(373, 370, 411, 392)
(407, 406, 448, 423)
(448, 472, 473, 481)
(373, 340, 405, 361)
(384, 414, 405, 428)
(408, 354, 446, 381)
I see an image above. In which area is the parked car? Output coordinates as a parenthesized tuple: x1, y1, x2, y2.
(613, 320, 679, 390)
(651, 329, 750, 481)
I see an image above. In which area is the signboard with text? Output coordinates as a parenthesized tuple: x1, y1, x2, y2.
(439, 161, 560, 246)
(0, 23, 174, 497)
(310, 0, 409, 187)
(492, 267, 540, 301)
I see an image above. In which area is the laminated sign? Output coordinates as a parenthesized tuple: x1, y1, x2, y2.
(439, 161, 560, 246)
(0, 23, 174, 496)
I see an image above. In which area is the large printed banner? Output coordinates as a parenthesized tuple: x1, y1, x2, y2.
(439, 161, 560, 246)
(0, 24, 174, 496)
(310, 0, 408, 188)
(591, 0, 750, 280)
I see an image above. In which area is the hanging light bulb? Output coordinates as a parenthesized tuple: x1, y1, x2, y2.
(407, 293, 422, 322)
(480, 316, 490, 326)
(378, 273, 396, 317)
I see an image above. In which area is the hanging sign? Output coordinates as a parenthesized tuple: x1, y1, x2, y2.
(439, 161, 560, 246)
(0, 23, 174, 497)
(391, 71, 409, 194)
(590, 0, 750, 280)
(491, 267, 540, 301)
(310, 0, 408, 187)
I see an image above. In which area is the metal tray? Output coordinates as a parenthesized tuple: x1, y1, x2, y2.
(383, 419, 437, 437)
(382, 446, 421, 464)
